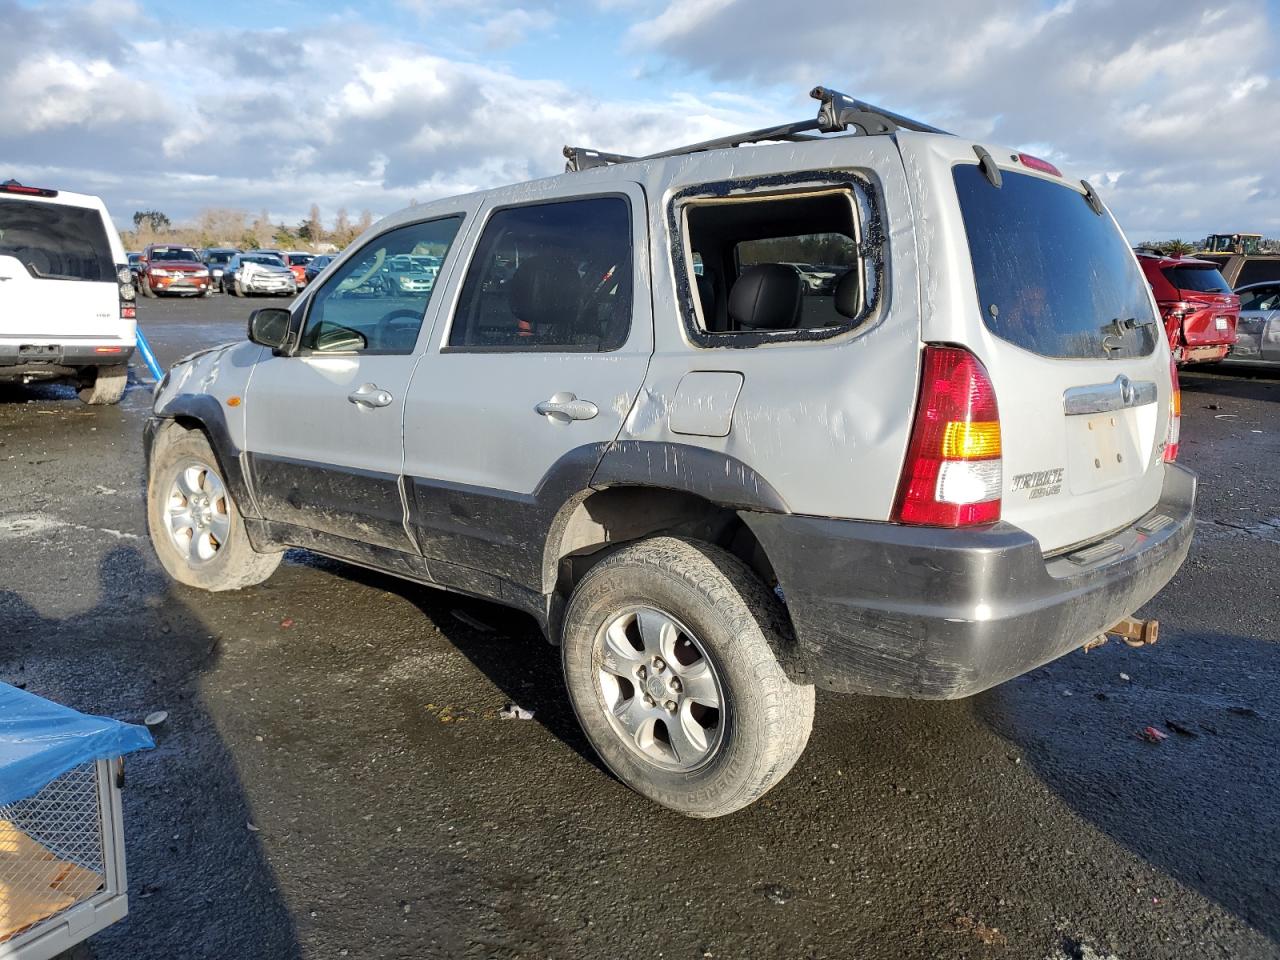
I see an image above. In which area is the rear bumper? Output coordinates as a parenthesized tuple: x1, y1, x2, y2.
(743, 464, 1196, 700)
(0, 342, 135, 378)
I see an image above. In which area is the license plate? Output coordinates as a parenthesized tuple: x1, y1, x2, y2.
(1216, 317, 1229, 330)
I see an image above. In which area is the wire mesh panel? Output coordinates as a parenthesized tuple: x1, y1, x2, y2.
(0, 763, 107, 945)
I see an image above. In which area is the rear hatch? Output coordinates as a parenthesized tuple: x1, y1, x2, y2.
(1161, 262, 1239, 347)
(0, 195, 126, 343)
(902, 135, 1173, 554)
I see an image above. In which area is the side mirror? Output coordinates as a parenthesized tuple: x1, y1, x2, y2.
(247, 308, 291, 351)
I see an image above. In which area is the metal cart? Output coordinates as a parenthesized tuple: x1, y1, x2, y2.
(0, 684, 153, 960)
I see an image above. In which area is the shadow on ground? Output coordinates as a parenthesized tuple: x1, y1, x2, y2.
(976, 631, 1280, 944)
(0, 546, 303, 960)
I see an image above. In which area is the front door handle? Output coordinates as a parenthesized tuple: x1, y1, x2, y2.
(348, 383, 394, 408)
(535, 392, 598, 423)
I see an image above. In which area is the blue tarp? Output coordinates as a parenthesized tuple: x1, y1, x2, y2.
(0, 682, 155, 806)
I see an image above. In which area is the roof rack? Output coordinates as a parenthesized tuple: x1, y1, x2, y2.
(564, 85, 949, 172)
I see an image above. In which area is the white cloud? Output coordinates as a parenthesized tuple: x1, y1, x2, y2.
(0, 1, 775, 230)
(628, 0, 1280, 238)
(1, 0, 1275, 242)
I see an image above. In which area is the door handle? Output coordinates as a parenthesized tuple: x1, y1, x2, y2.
(348, 383, 394, 408)
(535, 392, 598, 423)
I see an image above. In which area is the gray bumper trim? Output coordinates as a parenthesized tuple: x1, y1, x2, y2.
(742, 464, 1196, 700)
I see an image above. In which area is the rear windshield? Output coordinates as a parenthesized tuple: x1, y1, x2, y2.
(205, 251, 234, 264)
(1164, 265, 1230, 294)
(0, 198, 115, 282)
(953, 165, 1158, 359)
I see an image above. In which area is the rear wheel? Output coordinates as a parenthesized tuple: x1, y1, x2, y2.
(561, 536, 814, 818)
(77, 364, 128, 405)
(147, 426, 281, 591)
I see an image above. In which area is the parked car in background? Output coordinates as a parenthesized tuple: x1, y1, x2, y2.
(303, 254, 334, 284)
(1224, 281, 1280, 366)
(1195, 252, 1280, 289)
(223, 252, 296, 297)
(1136, 252, 1238, 363)
(127, 251, 143, 280)
(139, 244, 212, 298)
(384, 254, 440, 294)
(0, 179, 134, 403)
(143, 87, 1193, 817)
(282, 251, 315, 288)
(202, 247, 239, 292)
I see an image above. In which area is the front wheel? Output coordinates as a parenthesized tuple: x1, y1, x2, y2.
(561, 536, 814, 818)
(77, 364, 128, 404)
(232, 278, 244, 297)
(147, 425, 282, 591)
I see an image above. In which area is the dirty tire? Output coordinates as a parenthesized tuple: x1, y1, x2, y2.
(147, 425, 281, 591)
(562, 536, 814, 818)
(231, 279, 244, 297)
(77, 364, 128, 405)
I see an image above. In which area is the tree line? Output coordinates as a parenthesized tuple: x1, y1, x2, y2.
(122, 204, 377, 252)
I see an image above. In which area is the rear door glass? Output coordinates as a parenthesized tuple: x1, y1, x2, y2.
(1163, 266, 1230, 294)
(0, 198, 114, 281)
(953, 165, 1158, 359)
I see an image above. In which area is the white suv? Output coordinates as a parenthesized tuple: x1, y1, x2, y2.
(0, 180, 135, 404)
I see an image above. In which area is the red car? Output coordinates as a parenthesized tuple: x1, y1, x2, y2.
(283, 251, 315, 288)
(1136, 252, 1238, 363)
(138, 244, 212, 298)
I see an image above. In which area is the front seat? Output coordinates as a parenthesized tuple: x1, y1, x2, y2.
(507, 256, 584, 341)
(728, 264, 802, 331)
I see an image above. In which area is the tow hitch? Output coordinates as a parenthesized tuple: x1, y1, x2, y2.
(1082, 617, 1159, 653)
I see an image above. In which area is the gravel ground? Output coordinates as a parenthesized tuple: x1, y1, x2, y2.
(1, 294, 1277, 960)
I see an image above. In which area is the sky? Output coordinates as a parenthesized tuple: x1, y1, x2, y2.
(1, 0, 1277, 241)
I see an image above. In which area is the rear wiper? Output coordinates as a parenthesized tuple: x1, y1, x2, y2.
(1100, 317, 1157, 357)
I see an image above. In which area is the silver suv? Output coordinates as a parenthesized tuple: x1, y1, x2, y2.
(144, 89, 1195, 817)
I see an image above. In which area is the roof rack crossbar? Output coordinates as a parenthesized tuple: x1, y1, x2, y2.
(563, 85, 950, 172)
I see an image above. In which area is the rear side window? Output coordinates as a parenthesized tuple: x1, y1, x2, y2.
(1164, 266, 1230, 294)
(0, 198, 114, 282)
(448, 196, 632, 352)
(678, 184, 880, 341)
(954, 165, 1158, 359)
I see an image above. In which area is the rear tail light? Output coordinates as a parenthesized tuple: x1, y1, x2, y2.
(1164, 356, 1181, 463)
(893, 345, 1002, 527)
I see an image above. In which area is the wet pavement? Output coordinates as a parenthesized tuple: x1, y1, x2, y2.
(1, 295, 1277, 959)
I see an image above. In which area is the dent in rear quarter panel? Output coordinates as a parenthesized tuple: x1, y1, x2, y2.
(617, 137, 923, 522)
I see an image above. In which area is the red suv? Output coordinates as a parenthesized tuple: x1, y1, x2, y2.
(138, 244, 212, 298)
(1136, 252, 1238, 363)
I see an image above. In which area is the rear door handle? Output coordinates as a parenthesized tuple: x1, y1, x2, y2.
(535, 392, 598, 423)
(348, 383, 394, 408)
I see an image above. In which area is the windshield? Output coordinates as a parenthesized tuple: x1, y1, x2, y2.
(245, 255, 283, 266)
(954, 165, 1158, 359)
(0, 198, 115, 281)
(288, 253, 314, 265)
(151, 247, 199, 262)
(206, 251, 234, 264)
(1164, 265, 1230, 294)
